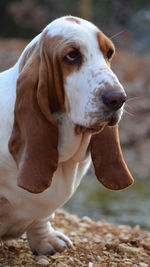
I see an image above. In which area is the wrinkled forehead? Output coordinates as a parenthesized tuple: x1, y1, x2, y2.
(44, 16, 111, 53)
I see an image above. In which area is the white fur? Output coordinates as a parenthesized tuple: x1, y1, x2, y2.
(0, 16, 125, 254)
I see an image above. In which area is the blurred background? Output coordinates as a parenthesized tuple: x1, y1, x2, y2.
(0, 0, 150, 229)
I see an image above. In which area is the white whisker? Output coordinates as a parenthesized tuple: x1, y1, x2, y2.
(125, 103, 134, 110)
(110, 30, 126, 40)
(126, 96, 141, 103)
(124, 108, 135, 117)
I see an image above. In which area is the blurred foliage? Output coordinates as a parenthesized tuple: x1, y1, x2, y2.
(0, 0, 149, 38)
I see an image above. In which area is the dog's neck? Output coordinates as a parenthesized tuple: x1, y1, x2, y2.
(53, 112, 91, 163)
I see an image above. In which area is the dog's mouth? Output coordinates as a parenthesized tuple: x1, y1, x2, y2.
(87, 123, 106, 133)
(75, 123, 106, 135)
(75, 113, 120, 135)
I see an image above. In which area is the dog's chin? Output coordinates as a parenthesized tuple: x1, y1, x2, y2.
(107, 115, 120, 127)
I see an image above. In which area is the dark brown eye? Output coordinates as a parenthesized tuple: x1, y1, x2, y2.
(64, 49, 81, 65)
(107, 49, 114, 61)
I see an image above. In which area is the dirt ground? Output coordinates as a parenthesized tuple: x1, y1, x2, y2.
(0, 209, 150, 266)
(0, 39, 150, 266)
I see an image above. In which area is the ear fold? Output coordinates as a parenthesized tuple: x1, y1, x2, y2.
(90, 125, 134, 190)
(9, 37, 62, 194)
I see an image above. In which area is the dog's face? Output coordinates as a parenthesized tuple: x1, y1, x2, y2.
(45, 16, 126, 131)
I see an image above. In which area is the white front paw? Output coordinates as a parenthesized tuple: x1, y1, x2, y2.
(34, 231, 72, 255)
(27, 221, 72, 255)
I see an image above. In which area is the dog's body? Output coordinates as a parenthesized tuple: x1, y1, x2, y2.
(0, 16, 133, 254)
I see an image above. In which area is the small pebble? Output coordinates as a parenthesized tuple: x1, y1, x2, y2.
(36, 256, 49, 265)
(139, 263, 148, 267)
(118, 244, 140, 255)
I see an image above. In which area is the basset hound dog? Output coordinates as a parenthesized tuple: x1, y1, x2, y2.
(0, 16, 134, 255)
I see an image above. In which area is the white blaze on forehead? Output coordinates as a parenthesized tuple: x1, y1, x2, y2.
(45, 16, 99, 39)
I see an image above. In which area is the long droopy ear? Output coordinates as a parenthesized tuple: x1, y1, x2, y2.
(9, 35, 64, 193)
(90, 125, 134, 190)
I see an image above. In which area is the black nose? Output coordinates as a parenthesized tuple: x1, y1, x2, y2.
(102, 90, 126, 111)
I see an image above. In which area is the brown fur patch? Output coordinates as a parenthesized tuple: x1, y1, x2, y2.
(97, 31, 115, 66)
(91, 125, 134, 190)
(66, 17, 80, 24)
(19, 43, 37, 72)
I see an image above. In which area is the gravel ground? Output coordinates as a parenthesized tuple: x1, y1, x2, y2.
(0, 209, 150, 266)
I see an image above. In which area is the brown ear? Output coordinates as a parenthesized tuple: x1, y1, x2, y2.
(90, 125, 134, 190)
(9, 36, 63, 193)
